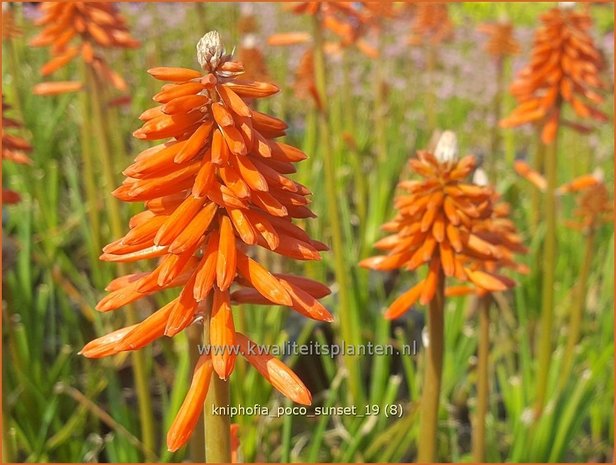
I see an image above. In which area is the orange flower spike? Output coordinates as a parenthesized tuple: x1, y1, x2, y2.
(407, 3, 453, 46)
(85, 31, 328, 450)
(453, 169, 528, 297)
(361, 132, 523, 318)
(566, 176, 612, 232)
(500, 5, 608, 144)
(2, 8, 22, 39)
(166, 355, 214, 452)
(477, 20, 520, 58)
(31, 2, 139, 94)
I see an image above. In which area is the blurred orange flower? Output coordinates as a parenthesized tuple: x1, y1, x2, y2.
(360, 133, 519, 319)
(2, 7, 22, 39)
(477, 20, 520, 58)
(407, 3, 453, 46)
(447, 183, 528, 298)
(294, 48, 322, 109)
(31, 2, 139, 95)
(238, 44, 271, 84)
(567, 179, 612, 232)
(283, 1, 394, 57)
(500, 6, 608, 144)
(514, 160, 611, 232)
(2, 101, 32, 204)
(80, 31, 330, 451)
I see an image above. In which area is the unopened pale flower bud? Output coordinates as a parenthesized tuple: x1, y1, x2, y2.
(197, 31, 228, 71)
(435, 130, 458, 163)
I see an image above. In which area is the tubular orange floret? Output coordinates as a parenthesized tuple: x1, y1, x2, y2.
(500, 6, 608, 144)
(31, 2, 139, 95)
(166, 355, 214, 452)
(83, 30, 328, 451)
(236, 332, 312, 405)
(514, 160, 547, 191)
(361, 133, 526, 317)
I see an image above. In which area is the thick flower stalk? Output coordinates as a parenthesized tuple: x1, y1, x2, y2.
(500, 6, 608, 144)
(81, 31, 331, 453)
(2, 101, 32, 204)
(361, 132, 517, 462)
(470, 193, 526, 463)
(442, 171, 527, 462)
(31, 2, 139, 96)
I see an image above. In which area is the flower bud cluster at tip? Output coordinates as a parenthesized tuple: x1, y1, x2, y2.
(434, 130, 458, 164)
(197, 30, 233, 73)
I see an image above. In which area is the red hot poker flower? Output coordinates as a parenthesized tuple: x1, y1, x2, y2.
(31, 2, 139, 95)
(500, 6, 608, 144)
(567, 178, 612, 232)
(2, 6, 22, 39)
(446, 171, 528, 298)
(81, 31, 330, 451)
(407, 3, 453, 46)
(477, 20, 520, 59)
(360, 133, 515, 319)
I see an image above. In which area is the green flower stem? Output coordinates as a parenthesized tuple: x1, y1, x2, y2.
(530, 129, 545, 232)
(534, 133, 558, 418)
(344, 56, 367, 229)
(312, 15, 364, 405)
(559, 226, 595, 388)
(489, 57, 505, 182)
(418, 273, 445, 462)
(374, 39, 388, 165)
(7, 35, 25, 120)
(472, 294, 491, 462)
(78, 62, 103, 285)
(203, 305, 231, 463)
(195, 2, 208, 31)
(425, 42, 438, 133)
(86, 66, 156, 459)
